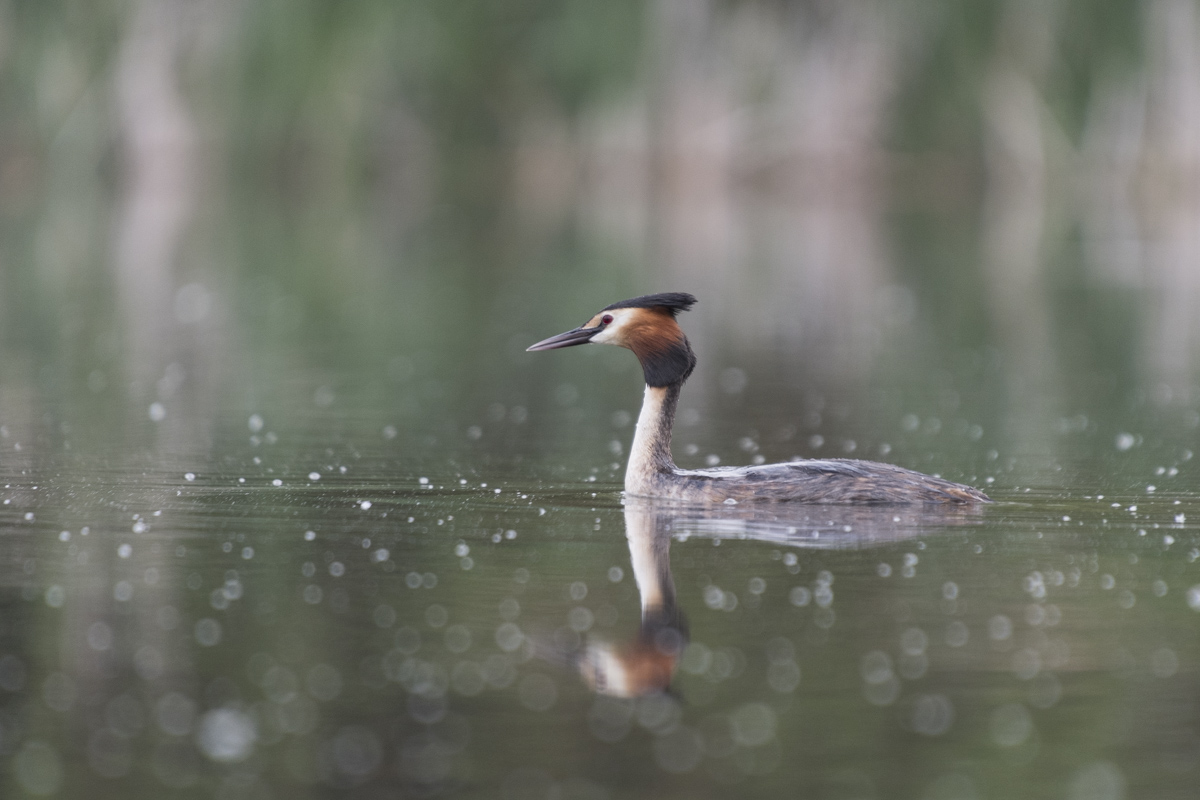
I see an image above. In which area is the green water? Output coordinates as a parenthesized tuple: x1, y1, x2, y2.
(3, 2, 1200, 797)
(1, 328, 1197, 799)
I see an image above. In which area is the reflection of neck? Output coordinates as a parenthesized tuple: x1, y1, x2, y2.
(624, 505, 677, 623)
(626, 384, 680, 495)
(573, 505, 686, 697)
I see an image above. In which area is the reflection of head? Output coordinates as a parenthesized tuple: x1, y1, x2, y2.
(577, 635, 681, 698)
(572, 499, 981, 696)
(576, 503, 688, 698)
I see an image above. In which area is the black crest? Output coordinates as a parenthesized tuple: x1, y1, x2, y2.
(603, 292, 697, 318)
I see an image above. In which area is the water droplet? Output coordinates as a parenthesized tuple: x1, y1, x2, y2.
(912, 694, 954, 736)
(194, 619, 222, 646)
(196, 708, 256, 763)
(990, 703, 1032, 747)
(1186, 585, 1200, 611)
(155, 692, 196, 736)
(44, 586, 64, 608)
(1068, 762, 1125, 800)
(15, 741, 64, 795)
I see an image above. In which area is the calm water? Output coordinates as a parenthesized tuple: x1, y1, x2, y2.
(5, 2, 1200, 797)
(0, 354, 1197, 800)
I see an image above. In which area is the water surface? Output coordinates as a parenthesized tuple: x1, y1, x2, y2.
(4, 2, 1200, 797)
(1, 378, 1197, 800)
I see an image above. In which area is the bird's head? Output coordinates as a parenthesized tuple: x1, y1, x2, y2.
(527, 292, 698, 387)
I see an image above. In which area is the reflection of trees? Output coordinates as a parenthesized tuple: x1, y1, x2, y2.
(1140, 0, 1200, 400)
(2, 0, 1200, 459)
(508, 0, 1200, 448)
(978, 1, 1062, 462)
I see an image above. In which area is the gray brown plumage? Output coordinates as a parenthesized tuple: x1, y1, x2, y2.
(529, 293, 991, 505)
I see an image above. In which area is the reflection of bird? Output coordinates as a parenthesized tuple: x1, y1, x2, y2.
(529, 293, 990, 504)
(576, 504, 687, 697)
(572, 497, 981, 697)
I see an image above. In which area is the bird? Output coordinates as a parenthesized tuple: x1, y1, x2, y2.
(527, 292, 991, 504)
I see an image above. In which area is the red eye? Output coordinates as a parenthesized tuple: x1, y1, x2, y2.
(601, 314, 614, 325)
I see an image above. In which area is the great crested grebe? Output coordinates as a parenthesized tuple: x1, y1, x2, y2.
(528, 292, 990, 504)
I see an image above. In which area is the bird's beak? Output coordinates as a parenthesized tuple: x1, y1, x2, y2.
(526, 325, 601, 351)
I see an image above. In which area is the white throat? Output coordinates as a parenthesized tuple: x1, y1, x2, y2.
(625, 385, 676, 496)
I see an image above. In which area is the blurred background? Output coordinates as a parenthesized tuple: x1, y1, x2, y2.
(2, 3, 1200, 799)
(0, 0, 1197, 465)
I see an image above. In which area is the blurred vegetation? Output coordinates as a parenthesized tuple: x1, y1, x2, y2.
(0, 7, 1197, 797)
(0, 0, 1156, 223)
(0, 0, 1160, 326)
(891, 0, 1145, 150)
(0, 0, 1193, 463)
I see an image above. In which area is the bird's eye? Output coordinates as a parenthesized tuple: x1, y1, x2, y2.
(601, 314, 614, 325)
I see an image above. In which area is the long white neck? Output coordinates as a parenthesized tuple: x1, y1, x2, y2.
(625, 383, 680, 496)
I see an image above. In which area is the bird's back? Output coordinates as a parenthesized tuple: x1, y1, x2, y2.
(654, 458, 991, 504)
